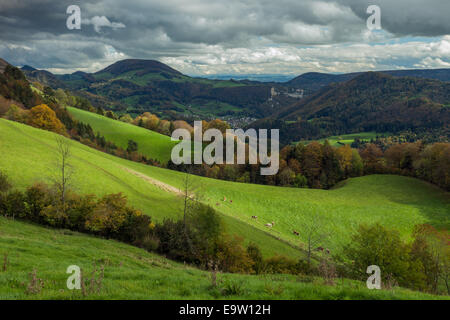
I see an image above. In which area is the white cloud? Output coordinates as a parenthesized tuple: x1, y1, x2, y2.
(82, 16, 126, 33)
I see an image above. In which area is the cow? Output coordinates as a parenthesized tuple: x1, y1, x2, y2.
(293, 230, 300, 236)
(316, 246, 324, 251)
(251, 215, 258, 219)
(326, 248, 330, 254)
(230, 200, 233, 203)
(265, 223, 273, 228)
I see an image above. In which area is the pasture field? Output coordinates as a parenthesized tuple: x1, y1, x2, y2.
(0, 119, 301, 258)
(1, 119, 448, 255)
(0, 217, 446, 300)
(66, 107, 177, 163)
(298, 132, 389, 147)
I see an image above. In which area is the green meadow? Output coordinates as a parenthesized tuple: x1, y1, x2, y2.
(0, 118, 448, 256)
(66, 107, 177, 163)
(298, 132, 389, 147)
(0, 217, 447, 300)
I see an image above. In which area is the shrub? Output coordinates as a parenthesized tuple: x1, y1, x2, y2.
(85, 193, 130, 237)
(216, 235, 253, 273)
(265, 255, 299, 274)
(247, 243, 265, 274)
(345, 223, 426, 290)
(24, 183, 54, 223)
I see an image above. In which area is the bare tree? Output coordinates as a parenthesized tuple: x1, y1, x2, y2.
(53, 136, 73, 210)
(300, 210, 330, 268)
(181, 168, 202, 228)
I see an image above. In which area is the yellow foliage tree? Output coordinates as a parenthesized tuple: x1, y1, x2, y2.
(28, 104, 65, 134)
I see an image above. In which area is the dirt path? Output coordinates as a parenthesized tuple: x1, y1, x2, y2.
(121, 167, 184, 196)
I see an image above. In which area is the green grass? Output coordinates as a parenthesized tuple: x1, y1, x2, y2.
(1, 119, 448, 255)
(0, 119, 301, 259)
(0, 217, 446, 300)
(298, 132, 389, 147)
(66, 107, 177, 163)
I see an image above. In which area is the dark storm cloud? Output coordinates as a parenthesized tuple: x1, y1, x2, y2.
(333, 0, 450, 37)
(0, 0, 448, 74)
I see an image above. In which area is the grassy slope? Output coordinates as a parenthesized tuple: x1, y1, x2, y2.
(1, 217, 446, 300)
(66, 107, 177, 163)
(0, 119, 300, 258)
(57, 113, 449, 250)
(1, 119, 448, 254)
(298, 132, 388, 147)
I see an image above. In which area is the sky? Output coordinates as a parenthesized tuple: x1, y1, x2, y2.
(0, 0, 449, 76)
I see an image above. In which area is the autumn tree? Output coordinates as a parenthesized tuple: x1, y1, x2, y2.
(336, 145, 353, 177)
(359, 143, 383, 174)
(302, 142, 323, 188)
(28, 104, 65, 134)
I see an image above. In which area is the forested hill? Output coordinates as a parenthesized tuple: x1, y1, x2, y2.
(21, 59, 283, 120)
(286, 68, 450, 92)
(251, 72, 450, 144)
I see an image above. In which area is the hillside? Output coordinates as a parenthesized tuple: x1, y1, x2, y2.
(2, 217, 446, 300)
(67, 106, 177, 163)
(255, 72, 450, 143)
(22, 59, 288, 120)
(287, 68, 450, 92)
(1, 119, 448, 254)
(0, 119, 303, 258)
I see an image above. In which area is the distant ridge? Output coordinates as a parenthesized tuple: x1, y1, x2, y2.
(287, 68, 450, 91)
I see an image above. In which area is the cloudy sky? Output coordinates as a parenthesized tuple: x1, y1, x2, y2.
(0, 0, 449, 76)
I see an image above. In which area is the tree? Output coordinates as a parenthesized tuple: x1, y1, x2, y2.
(28, 104, 66, 134)
(127, 140, 138, 153)
(53, 136, 73, 211)
(302, 142, 323, 188)
(412, 224, 450, 294)
(300, 209, 330, 268)
(345, 223, 426, 290)
(336, 145, 353, 177)
(359, 144, 383, 173)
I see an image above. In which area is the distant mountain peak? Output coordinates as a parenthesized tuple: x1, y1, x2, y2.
(21, 65, 37, 72)
(95, 59, 182, 76)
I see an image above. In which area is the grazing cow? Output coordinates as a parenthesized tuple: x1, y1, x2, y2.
(251, 215, 258, 219)
(316, 246, 324, 252)
(265, 223, 273, 228)
(293, 230, 300, 236)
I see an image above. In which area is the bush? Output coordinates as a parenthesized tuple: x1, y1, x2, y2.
(265, 255, 299, 274)
(345, 223, 426, 290)
(247, 243, 265, 274)
(216, 235, 253, 273)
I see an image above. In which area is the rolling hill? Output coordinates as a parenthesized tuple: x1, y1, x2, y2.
(287, 68, 450, 92)
(22, 59, 285, 120)
(67, 106, 177, 163)
(1, 118, 448, 255)
(2, 217, 446, 300)
(253, 72, 450, 144)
